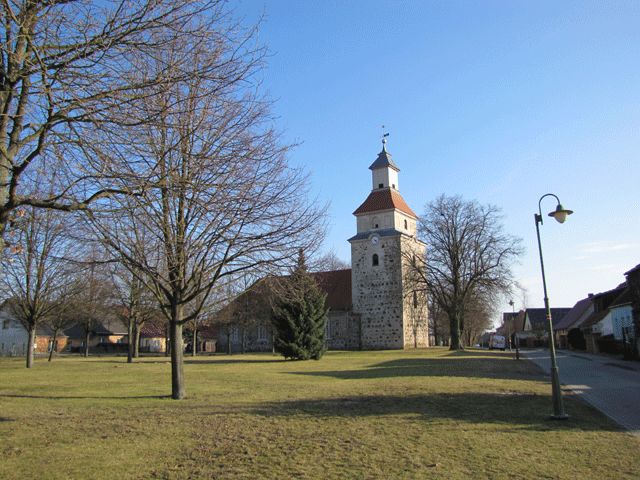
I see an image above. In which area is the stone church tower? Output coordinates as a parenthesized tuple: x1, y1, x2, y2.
(349, 140, 429, 349)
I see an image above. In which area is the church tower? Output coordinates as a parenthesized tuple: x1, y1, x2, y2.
(349, 139, 429, 349)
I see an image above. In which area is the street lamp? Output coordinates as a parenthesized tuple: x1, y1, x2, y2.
(535, 193, 573, 420)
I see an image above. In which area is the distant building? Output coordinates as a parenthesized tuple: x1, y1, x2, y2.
(516, 307, 571, 347)
(553, 295, 594, 350)
(624, 263, 640, 358)
(0, 302, 68, 356)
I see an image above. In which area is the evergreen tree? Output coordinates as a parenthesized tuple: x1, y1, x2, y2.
(272, 250, 328, 360)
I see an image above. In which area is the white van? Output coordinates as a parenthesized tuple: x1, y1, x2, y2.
(489, 335, 506, 351)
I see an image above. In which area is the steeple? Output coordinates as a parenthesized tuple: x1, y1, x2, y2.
(368, 138, 400, 191)
(368, 138, 400, 172)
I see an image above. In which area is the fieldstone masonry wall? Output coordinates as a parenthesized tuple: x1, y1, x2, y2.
(351, 233, 428, 350)
(351, 234, 404, 349)
(400, 236, 429, 348)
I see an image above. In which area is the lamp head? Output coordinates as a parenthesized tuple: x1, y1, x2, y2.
(548, 204, 573, 224)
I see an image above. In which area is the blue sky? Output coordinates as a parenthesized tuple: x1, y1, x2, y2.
(235, 0, 640, 314)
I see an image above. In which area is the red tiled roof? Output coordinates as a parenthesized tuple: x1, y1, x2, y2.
(140, 319, 167, 338)
(311, 269, 352, 311)
(353, 188, 417, 218)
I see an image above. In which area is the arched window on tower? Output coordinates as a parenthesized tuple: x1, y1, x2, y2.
(372, 254, 379, 267)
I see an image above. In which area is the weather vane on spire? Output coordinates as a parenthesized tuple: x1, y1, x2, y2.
(381, 125, 389, 148)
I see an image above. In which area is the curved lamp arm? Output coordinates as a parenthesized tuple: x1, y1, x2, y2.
(536, 193, 573, 225)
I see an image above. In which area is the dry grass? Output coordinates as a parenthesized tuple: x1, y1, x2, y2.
(1, 348, 638, 479)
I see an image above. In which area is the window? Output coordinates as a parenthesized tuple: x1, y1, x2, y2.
(378, 183, 383, 188)
(372, 254, 379, 266)
(325, 320, 333, 340)
(392, 184, 396, 189)
(413, 291, 418, 309)
(2, 319, 9, 330)
(257, 324, 267, 341)
(404, 219, 408, 230)
(231, 326, 239, 342)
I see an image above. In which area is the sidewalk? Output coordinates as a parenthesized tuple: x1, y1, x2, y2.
(522, 348, 640, 435)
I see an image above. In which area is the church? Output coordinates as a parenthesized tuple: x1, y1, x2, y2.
(213, 140, 429, 352)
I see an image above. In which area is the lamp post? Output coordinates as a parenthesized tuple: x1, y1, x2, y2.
(509, 299, 519, 360)
(535, 193, 572, 420)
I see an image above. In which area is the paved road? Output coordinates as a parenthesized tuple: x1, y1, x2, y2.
(522, 349, 640, 435)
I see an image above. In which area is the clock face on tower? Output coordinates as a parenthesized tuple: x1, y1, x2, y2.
(371, 235, 379, 245)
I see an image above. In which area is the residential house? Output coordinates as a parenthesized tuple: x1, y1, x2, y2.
(497, 311, 524, 348)
(553, 295, 594, 350)
(518, 307, 571, 347)
(139, 319, 168, 353)
(0, 302, 68, 356)
(65, 318, 128, 353)
(609, 288, 634, 342)
(580, 283, 626, 354)
(624, 263, 640, 358)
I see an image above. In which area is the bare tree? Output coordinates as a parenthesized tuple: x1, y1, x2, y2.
(428, 295, 449, 346)
(462, 292, 495, 347)
(409, 195, 523, 350)
(45, 283, 80, 362)
(311, 251, 350, 272)
(67, 257, 115, 358)
(0, 205, 71, 367)
(90, 27, 325, 399)
(0, 1, 223, 255)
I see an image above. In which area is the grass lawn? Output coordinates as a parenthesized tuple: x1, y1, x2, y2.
(1, 348, 638, 479)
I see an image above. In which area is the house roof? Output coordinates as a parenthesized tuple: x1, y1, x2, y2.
(610, 288, 633, 308)
(624, 263, 640, 276)
(554, 296, 594, 330)
(140, 319, 166, 338)
(64, 319, 127, 338)
(368, 145, 400, 171)
(525, 308, 571, 332)
(498, 312, 520, 335)
(353, 188, 417, 218)
(311, 269, 352, 311)
(580, 309, 610, 329)
(590, 283, 627, 312)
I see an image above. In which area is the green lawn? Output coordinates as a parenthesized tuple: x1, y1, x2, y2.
(0, 348, 638, 479)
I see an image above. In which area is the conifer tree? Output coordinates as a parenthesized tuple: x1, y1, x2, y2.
(272, 250, 328, 360)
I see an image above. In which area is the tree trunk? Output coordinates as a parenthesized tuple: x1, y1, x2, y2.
(241, 327, 246, 354)
(226, 326, 232, 355)
(134, 325, 141, 358)
(48, 328, 59, 362)
(165, 325, 170, 356)
(127, 317, 134, 363)
(26, 324, 36, 368)
(84, 328, 90, 357)
(449, 308, 464, 350)
(170, 320, 185, 399)
(192, 326, 197, 357)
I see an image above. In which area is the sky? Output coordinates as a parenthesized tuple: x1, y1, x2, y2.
(234, 0, 640, 317)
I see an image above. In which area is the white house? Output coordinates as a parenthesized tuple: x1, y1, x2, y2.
(0, 304, 30, 356)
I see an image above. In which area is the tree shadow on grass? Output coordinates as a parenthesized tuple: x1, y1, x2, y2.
(246, 391, 621, 433)
(0, 394, 170, 400)
(185, 358, 285, 365)
(290, 354, 540, 382)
